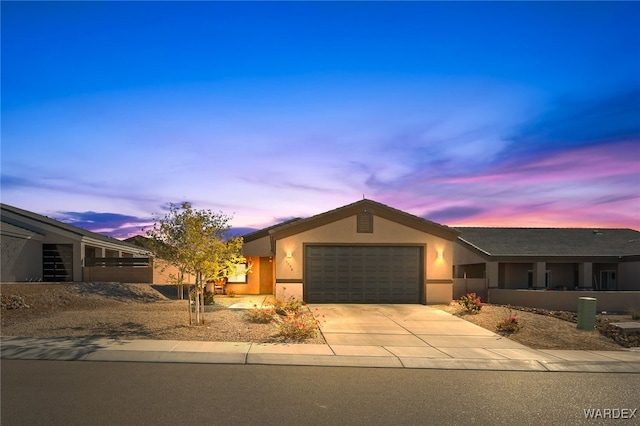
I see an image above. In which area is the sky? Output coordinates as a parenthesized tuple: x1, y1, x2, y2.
(2, 1, 639, 239)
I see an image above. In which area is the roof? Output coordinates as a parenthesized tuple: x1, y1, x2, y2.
(1, 203, 148, 253)
(247, 199, 459, 241)
(242, 217, 303, 242)
(455, 227, 640, 257)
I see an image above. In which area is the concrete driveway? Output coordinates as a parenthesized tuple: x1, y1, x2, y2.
(310, 304, 538, 360)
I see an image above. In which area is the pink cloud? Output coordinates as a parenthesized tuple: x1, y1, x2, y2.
(443, 140, 638, 185)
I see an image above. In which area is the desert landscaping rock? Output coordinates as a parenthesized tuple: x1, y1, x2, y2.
(0, 284, 325, 344)
(1, 283, 634, 350)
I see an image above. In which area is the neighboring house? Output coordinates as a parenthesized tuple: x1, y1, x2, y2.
(1, 203, 150, 282)
(454, 227, 640, 291)
(242, 199, 459, 304)
(124, 235, 196, 285)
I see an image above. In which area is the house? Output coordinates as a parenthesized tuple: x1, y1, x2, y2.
(453, 227, 640, 311)
(1, 203, 151, 283)
(241, 199, 459, 304)
(454, 227, 640, 290)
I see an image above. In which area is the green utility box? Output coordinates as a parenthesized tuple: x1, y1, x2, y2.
(577, 297, 597, 331)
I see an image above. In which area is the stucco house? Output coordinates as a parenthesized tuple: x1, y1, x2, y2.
(1, 203, 150, 283)
(453, 227, 640, 291)
(241, 199, 459, 304)
(453, 227, 640, 311)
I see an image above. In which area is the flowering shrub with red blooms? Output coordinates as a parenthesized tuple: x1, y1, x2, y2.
(496, 315, 522, 333)
(458, 293, 483, 314)
(273, 297, 304, 316)
(272, 309, 322, 340)
(245, 305, 277, 323)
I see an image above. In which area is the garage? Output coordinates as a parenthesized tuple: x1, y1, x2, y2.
(305, 245, 423, 303)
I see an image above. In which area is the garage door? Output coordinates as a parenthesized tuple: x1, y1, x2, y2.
(305, 246, 422, 303)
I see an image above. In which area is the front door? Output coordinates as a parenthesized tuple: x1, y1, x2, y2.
(259, 257, 274, 294)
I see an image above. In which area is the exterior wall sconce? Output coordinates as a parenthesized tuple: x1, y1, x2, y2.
(285, 250, 294, 271)
(437, 249, 444, 260)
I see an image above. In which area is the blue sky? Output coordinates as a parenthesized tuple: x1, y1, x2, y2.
(2, 1, 639, 238)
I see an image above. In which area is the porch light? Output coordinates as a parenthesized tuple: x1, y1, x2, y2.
(436, 249, 444, 260)
(286, 250, 293, 259)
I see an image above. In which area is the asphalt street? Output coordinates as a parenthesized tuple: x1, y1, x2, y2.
(2, 360, 638, 425)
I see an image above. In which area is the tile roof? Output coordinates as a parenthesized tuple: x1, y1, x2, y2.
(455, 227, 640, 257)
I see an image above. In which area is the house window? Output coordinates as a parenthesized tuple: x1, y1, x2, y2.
(357, 212, 373, 233)
(227, 263, 248, 284)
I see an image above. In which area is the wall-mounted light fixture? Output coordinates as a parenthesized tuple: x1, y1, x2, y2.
(436, 249, 444, 260)
(285, 250, 293, 271)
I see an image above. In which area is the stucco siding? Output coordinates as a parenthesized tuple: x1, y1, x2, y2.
(500, 263, 530, 289)
(547, 263, 576, 289)
(453, 240, 487, 265)
(274, 215, 453, 282)
(242, 235, 272, 257)
(489, 289, 640, 312)
(1, 235, 43, 282)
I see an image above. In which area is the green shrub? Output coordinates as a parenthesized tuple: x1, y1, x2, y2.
(629, 308, 640, 320)
(203, 291, 215, 305)
(458, 293, 482, 314)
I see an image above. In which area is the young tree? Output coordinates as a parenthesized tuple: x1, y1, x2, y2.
(147, 202, 246, 325)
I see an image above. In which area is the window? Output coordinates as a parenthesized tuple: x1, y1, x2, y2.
(227, 263, 248, 284)
(357, 212, 373, 233)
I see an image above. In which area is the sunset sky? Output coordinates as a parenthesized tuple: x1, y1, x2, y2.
(2, 2, 639, 238)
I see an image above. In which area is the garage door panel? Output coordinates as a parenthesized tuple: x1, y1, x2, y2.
(305, 245, 422, 304)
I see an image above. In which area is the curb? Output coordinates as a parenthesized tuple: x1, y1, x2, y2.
(2, 336, 640, 373)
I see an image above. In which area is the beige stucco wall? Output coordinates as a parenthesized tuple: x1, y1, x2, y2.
(275, 283, 303, 301)
(152, 259, 196, 285)
(425, 282, 453, 304)
(1, 231, 43, 282)
(243, 236, 272, 257)
(83, 266, 153, 283)
(489, 289, 640, 312)
(273, 215, 454, 303)
(453, 240, 487, 265)
(547, 263, 576, 288)
(499, 263, 525, 288)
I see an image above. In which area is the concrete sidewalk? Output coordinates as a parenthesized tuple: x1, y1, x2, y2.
(2, 335, 639, 372)
(3, 303, 639, 372)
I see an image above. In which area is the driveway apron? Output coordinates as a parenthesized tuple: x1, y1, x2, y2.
(309, 304, 530, 359)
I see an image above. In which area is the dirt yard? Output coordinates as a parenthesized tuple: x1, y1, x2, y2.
(435, 303, 636, 350)
(1, 283, 636, 350)
(0, 283, 325, 344)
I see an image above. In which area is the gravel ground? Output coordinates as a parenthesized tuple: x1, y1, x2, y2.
(435, 303, 630, 350)
(1, 283, 634, 350)
(1, 283, 325, 344)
